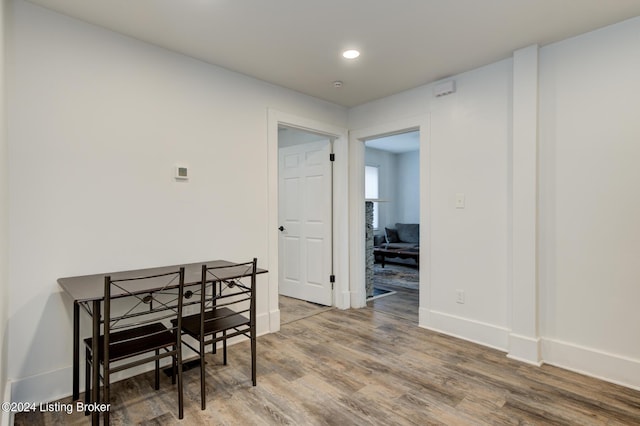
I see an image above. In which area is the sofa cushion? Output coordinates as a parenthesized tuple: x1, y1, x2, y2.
(395, 223, 419, 244)
(373, 234, 387, 247)
(385, 227, 399, 243)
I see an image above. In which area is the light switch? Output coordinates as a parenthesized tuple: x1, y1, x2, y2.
(456, 193, 465, 209)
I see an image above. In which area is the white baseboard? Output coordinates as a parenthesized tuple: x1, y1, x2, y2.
(418, 307, 430, 326)
(508, 333, 542, 366)
(338, 290, 351, 310)
(1, 380, 11, 426)
(11, 366, 71, 407)
(267, 308, 280, 333)
(421, 309, 509, 352)
(350, 290, 366, 309)
(404, 308, 640, 392)
(542, 337, 640, 391)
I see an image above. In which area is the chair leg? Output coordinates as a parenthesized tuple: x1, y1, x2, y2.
(93, 363, 100, 419)
(177, 351, 184, 419)
(96, 370, 100, 416)
(171, 345, 177, 385)
(251, 329, 257, 386)
(154, 349, 160, 390)
(104, 365, 110, 425)
(85, 348, 91, 416)
(223, 330, 228, 365)
(200, 339, 206, 410)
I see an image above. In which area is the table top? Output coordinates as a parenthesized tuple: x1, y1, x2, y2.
(58, 260, 267, 302)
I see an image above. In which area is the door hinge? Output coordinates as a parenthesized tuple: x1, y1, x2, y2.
(330, 274, 335, 289)
(329, 153, 335, 162)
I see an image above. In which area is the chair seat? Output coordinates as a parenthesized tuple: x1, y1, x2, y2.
(177, 307, 249, 339)
(84, 322, 176, 363)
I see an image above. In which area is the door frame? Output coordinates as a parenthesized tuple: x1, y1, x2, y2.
(348, 115, 431, 327)
(267, 109, 349, 332)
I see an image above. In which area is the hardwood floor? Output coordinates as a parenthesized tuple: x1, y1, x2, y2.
(368, 260, 419, 323)
(367, 283, 418, 323)
(15, 298, 640, 425)
(279, 294, 333, 325)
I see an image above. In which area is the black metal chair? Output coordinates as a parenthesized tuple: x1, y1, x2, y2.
(177, 259, 257, 410)
(84, 268, 186, 424)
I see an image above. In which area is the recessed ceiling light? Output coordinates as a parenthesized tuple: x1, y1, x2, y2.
(342, 49, 360, 59)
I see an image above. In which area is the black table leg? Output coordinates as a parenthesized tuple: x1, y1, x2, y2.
(73, 301, 80, 401)
(91, 300, 100, 426)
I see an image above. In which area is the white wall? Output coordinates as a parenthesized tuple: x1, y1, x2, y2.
(538, 17, 640, 386)
(364, 147, 420, 231)
(350, 16, 640, 389)
(421, 61, 512, 348)
(0, 0, 9, 420)
(395, 151, 419, 223)
(351, 59, 512, 350)
(6, 0, 640, 407)
(6, 0, 346, 403)
(364, 147, 397, 230)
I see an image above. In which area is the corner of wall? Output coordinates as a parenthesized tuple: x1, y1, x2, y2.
(0, 381, 11, 426)
(509, 44, 541, 366)
(507, 333, 542, 366)
(1, 0, 10, 419)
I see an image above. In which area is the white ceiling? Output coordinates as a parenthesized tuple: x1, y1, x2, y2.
(25, 0, 640, 107)
(366, 131, 420, 154)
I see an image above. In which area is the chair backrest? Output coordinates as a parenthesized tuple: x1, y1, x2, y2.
(103, 267, 185, 365)
(199, 259, 257, 329)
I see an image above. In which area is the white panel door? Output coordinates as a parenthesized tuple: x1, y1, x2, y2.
(278, 140, 332, 306)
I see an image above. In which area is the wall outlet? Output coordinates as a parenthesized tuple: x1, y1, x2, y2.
(456, 289, 465, 304)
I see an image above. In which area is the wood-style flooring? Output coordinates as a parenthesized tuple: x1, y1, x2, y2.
(367, 283, 418, 323)
(15, 296, 640, 425)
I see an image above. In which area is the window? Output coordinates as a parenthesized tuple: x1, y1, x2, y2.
(365, 165, 379, 229)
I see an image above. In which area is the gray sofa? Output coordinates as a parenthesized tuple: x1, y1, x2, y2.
(376, 223, 419, 249)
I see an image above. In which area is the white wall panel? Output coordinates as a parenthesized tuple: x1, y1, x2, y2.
(0, 0, 10, 419)
(539, 17, 640, 372)
(396, 151, 420, 224)
(353, 59, 512, 339)
(6, 0, 346, 402)
(364, 147, 397, 229)
(7, 0, 640, 404)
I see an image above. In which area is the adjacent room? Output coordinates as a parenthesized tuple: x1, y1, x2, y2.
(2, 0, 640, 424)
(365, 131, 420, 323)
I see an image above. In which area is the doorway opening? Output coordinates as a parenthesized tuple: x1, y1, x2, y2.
(348, 115, 429, 326)
(364, 131, 420, 323)
(267, 109, 349, 333)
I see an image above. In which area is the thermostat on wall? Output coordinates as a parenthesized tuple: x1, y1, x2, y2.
(175, 166, 189, 180)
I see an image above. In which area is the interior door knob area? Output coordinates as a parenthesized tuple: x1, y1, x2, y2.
(278, 226, 285, 232)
